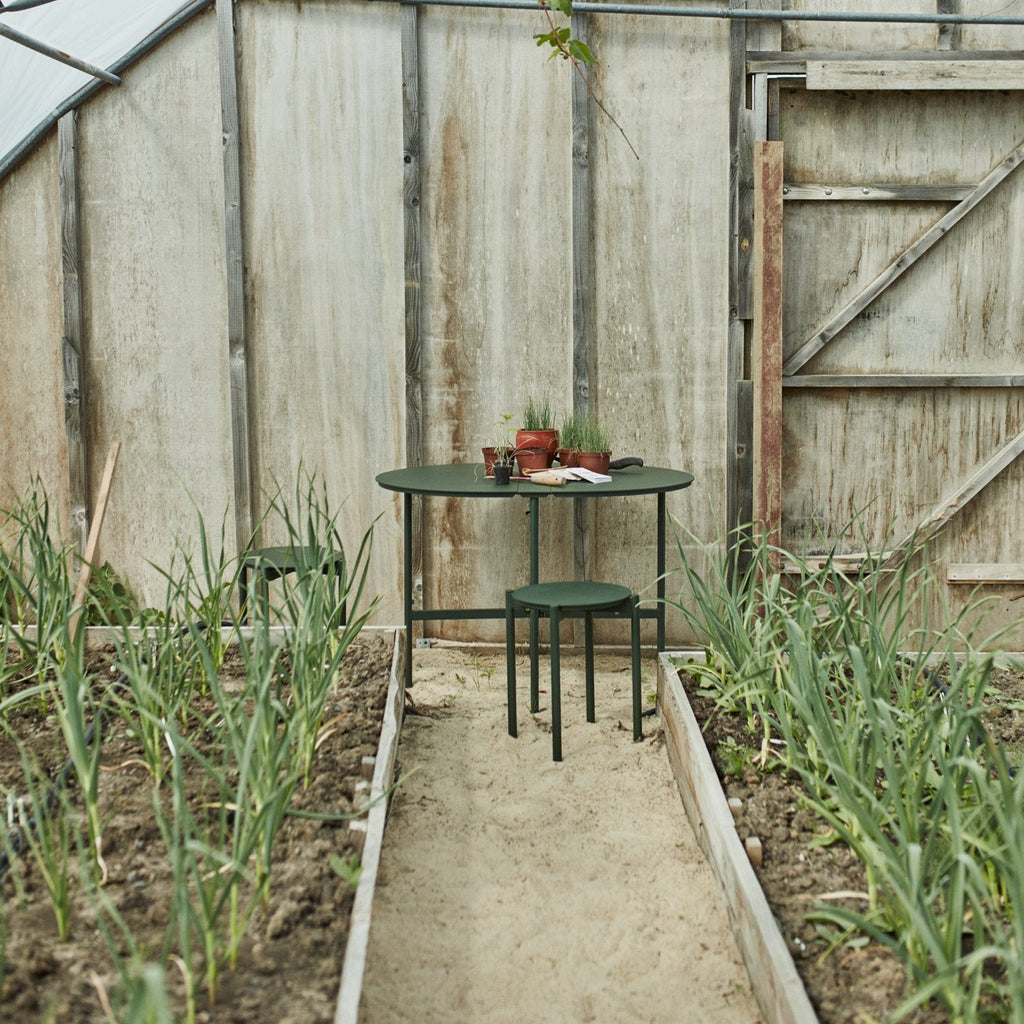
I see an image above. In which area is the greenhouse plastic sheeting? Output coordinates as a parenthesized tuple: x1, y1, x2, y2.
(0, 0, 192, 168)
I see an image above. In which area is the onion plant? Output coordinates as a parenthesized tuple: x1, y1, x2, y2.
(0, 471, 382, 1018)
(258, 472, 380, 784)
(4, 741, 79, 940)
(0, 480, 77, 712)
(667, 519, 1024, 1021)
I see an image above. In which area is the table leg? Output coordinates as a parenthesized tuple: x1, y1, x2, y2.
(657, 492, 666, 652)
(404, 492, 414, 691)
(529, 496, 539, 711)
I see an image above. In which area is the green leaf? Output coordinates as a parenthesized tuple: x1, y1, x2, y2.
(568, 39, 597, 65)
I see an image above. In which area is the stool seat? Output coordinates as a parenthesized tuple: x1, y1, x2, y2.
(510, 581, 634, 613)
(506, 580, 642, 761)
(239, 545, 347, 623)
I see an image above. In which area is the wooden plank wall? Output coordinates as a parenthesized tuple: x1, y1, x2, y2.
(5, 0, 1024, 642)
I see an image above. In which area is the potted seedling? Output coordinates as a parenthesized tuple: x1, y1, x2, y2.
(576, 415, 612, 474)
(516, 396, 559, 471)
(482, 413, 517, 483)
(556, 412, 584, 468)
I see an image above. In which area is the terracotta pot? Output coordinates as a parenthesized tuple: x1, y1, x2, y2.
(516, 429, 558, 468)
(557, 448, 580, 468)
(515, 447, 549, 474)
(577, 451, 611, 474)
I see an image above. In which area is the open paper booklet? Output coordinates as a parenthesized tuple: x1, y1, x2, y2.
(538, 467, 613, 484)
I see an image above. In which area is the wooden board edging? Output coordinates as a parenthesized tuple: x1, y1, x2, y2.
(334, 628, 406, 1024)
(657, 651, 819, 1024)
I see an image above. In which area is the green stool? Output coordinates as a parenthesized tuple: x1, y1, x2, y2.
(239, 546, 347, 624)
(505, 581, 642, 761)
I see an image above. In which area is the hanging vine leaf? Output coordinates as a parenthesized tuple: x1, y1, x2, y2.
(533, 0, 639, 159)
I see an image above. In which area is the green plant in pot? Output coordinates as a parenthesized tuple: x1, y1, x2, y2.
(516, 396, 559, 470)
(576, 415, 612, 474)
(482, 413, 517, 483)
(556, 412, 584, 468)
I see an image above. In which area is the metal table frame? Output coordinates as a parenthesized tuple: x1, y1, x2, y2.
(376, 463, 695, 689)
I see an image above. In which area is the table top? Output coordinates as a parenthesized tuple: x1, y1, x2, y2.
(376, 463, 694, 498)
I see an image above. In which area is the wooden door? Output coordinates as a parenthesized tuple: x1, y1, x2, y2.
(750, 59, 1024, 644)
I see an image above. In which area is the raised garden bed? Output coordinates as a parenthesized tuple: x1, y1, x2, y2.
(659, 650, 1024, 1024)
(0, 625, 404, 1024)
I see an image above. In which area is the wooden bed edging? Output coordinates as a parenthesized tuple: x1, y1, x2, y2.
(657, 651, 819, 1024)
(334, 628, 406, 1024)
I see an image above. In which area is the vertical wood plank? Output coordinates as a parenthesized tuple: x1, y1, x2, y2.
(572, 10, 592, 582)
(938, 0, 961, 52)
(752, 140, 783, 548)
(217, 0, 254, 554)
(58, 112, 88, 558)
(728, 1, 751, 538)
(402, 4, 425, 612)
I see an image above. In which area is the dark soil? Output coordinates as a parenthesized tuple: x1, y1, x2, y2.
(0, 631, 395, 1023)
(679, 662, 1024, 1024)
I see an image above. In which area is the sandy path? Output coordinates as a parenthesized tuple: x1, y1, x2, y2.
(359, 645, 762, 1023)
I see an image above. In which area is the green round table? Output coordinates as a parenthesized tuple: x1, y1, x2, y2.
(376, 463, 694, 687)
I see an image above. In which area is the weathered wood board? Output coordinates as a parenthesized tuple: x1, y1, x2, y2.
(0, 138, 67, 516)
(74, 11, 233, 605)
(586, 10, 730, 641)
(235, 0, 406, 626)
(416, 5, 574, 640)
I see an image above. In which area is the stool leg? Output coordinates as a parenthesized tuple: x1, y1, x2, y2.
(584, 611, 596, 723)
(506, 592, 517, 738)
(529, 608, 540, 713)
(257, 572, 270, 621)
(631, 596, 642, 742)
(239, 564, 251, 624)
(550, 606, 562, 762)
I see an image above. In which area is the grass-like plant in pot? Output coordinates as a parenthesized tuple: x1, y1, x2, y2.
(576, 416, 612, 474)
(482, 413, 517, 481)
(516, 397, 558, 469)
(556, 413, 584, 467)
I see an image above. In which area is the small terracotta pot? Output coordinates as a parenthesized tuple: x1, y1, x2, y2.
(557, 448, 580, 468)
(577, 451, 611, 474)
(515, 447, 549, 474)
(516, 429, 558, 468)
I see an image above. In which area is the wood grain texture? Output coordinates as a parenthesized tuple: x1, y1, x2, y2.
(216, 0, 255, 555)
(76, 12, 234, 604)
(587, 10, 729, 642)
(59, 113, 88, 556)
(237, 0, 405, 624)
(808, 59, 1024, 90)
(753, 141, 784, 546)
(0, 138, 68, 516)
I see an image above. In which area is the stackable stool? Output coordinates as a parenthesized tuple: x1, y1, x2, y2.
(239, 546, 347, 624)
(505, 581, 642, 761)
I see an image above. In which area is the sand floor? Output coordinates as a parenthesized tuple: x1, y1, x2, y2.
(359, 644, 763, 1024)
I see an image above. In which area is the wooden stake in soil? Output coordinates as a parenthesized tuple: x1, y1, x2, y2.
(68, 441, 120, 643)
